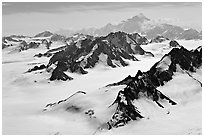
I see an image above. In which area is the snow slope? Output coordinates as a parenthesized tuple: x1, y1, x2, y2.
(142, 40, 202, 57)
(2, 40, 202, 135)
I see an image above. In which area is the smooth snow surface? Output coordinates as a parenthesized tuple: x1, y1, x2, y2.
(2, 40, 202, 135)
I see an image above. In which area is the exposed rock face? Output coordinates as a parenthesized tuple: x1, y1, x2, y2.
(169, 40, 180, 48)
(19, 41, 40, 51)
(129, 32, 149, 45)
(34, 52, 52, 58)
(104, 31, 149, 55)
(47, 32, 155, 80)
(42, 43, 202, 130)
(150, 35, 169, 43)
(2, 36, 21, 49)
(106, 45, 202, 129)
(50, 67, 73, 81)
(42, 39, 52, 49)
(34, 45, 68, 58)
(27, 64, 46, 73)
(48, 32, 153, 79)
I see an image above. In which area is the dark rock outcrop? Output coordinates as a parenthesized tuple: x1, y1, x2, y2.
(34, 45, 68, 58)
(42, 39, 52, 49)
(27, 64, 46, 72)
(169, 40, 180, 47)
(50, 67, 73, 81)
(46, 31, 155, 80)
(106, 45, 202, 129)
(48, 32, 149, 78)
(19, 41, 40, 51)
(34, 52, 52, 58)
(2, 43, 11, 49)
(104, 31, 149, 55)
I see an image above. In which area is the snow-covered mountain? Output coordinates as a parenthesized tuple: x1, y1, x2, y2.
(34, 31, 53, 38)
(2, 31, 152, 81)
(105, 45, 202, 128)
(46, 31, 154, 80)
(2, 31, 67, 52)
(56, 13, 201, 40)
(43, 43, 202, 131)
(2, 33, 202, 134)
(2, 35, 51, 52)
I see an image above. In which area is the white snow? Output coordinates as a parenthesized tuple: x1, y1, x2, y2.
(98, 53, 108, 66)
(142, 39, 202, 57)
(156, 56, 172, 71)
(2, 40, 202, 135)
(111, 59, 122, 67)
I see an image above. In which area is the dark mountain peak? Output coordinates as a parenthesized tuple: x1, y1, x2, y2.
(103, 31, 150, 55)
(47, 31, 149, 80)
(34, 31, 53, 38)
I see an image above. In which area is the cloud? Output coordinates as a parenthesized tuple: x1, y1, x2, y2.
(2, 2, 201, 15)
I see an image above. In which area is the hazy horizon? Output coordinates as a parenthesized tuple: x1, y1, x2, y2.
(2, 2, 202, 36)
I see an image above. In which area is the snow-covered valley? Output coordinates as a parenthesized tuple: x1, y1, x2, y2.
(2, 40, 202, 135)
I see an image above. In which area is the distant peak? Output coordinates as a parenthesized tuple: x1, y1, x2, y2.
(34, 30, 53, 37)
(138, 13, 145, 17)
(130, 13, 150, 21)
(40, 30, 52, 34)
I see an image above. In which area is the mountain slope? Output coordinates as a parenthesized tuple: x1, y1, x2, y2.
(43, 43, 202, 132)
(47, 32, 153, 80)
(105, 45, 202, 129)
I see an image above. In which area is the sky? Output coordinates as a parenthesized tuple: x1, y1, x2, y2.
(2, 2, 202, 36)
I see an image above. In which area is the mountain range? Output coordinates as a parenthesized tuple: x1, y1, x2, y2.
(43, 43, 202, 130)
(55, 13, 202, 40)
(2, 12, 202, 134)
(46, 31, 153, 80)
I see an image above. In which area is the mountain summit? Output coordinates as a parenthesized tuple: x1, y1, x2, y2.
(56, 13, 201, 40)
